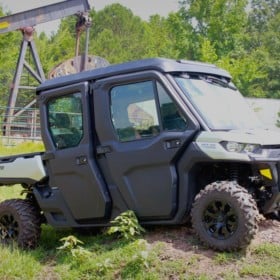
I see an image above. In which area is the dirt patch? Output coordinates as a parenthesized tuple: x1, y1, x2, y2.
(254, 218, 280, 244)
(35, 258, 60, 280)
(145, 218, 280, 279)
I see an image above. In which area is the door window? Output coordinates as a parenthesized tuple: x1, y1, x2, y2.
(110, 81, 160, 142)
(157, 82, 188, 131)
(47, 92, 83, 149)
(110, 80, 187, 142)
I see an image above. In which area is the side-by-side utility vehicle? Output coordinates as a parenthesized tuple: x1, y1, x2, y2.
(0, 58, 279, 251)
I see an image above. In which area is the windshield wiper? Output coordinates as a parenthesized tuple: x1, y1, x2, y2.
(199, 75, 237, 90)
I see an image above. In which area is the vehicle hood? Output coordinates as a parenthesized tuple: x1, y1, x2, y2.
(196, 129, 280, 146)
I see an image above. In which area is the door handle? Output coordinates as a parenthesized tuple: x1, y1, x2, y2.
(165, 139, 182, 149)
(96, 145, 112, 155)
(76, 155, 88, 165)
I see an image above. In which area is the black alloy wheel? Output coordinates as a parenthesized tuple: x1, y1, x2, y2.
(192, 181, 259, 251)
(203, 199, 238, 240)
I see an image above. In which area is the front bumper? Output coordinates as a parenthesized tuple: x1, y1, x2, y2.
(251, 147, 280, 213)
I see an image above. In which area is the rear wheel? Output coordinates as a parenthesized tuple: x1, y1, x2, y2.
(0, 199, 41, 249)
(191, 181, 259, 251)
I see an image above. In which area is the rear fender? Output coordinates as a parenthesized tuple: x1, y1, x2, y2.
(0, 153, 46, 186)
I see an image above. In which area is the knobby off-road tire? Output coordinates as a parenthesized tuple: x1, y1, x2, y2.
(0, 199, 41, 249)
(191, 181, 259, 251)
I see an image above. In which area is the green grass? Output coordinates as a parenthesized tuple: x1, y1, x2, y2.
(0, 185, 23, 201)
(0, 216, 278, 280)
(0, 141, 44, 156)
(0, 142, 279, 279)
(1, 205, 278, 280)
(240, 243, 280, 279)
(0, 141, 45, 202)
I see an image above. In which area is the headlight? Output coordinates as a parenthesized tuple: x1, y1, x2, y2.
(221, 141, 261, 153)
(243, 144, 260, 153)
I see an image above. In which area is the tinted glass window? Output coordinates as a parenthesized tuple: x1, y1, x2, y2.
(47, 92, 83, 149)
(110, 81, 160, 142)
(157, 82, 188, 131)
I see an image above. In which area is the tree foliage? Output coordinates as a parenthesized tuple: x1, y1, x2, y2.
(0, 1, 279, 107)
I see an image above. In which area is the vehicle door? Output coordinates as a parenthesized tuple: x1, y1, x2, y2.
(94, 71, 199, 220)
(40, 82, 111, 222)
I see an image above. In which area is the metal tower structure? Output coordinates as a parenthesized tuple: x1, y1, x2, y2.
(0, 0, 90, 137)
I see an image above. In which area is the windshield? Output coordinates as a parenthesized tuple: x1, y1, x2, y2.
(174, 75, 263, 130)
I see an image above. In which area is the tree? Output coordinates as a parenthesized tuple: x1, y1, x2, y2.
(245, 0, 280, 98)
(143, 14, 179, 58)
(89, 4, 150, 63)
(179, 0, 248, 58)
(165, 12, 194, 59)
(1, 1, 280, 105)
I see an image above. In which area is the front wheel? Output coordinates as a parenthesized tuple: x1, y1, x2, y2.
(0, 199, 41, 249)
(191, 181, 259, 251)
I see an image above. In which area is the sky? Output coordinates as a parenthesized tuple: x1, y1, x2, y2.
(0, 0, 179, 35)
